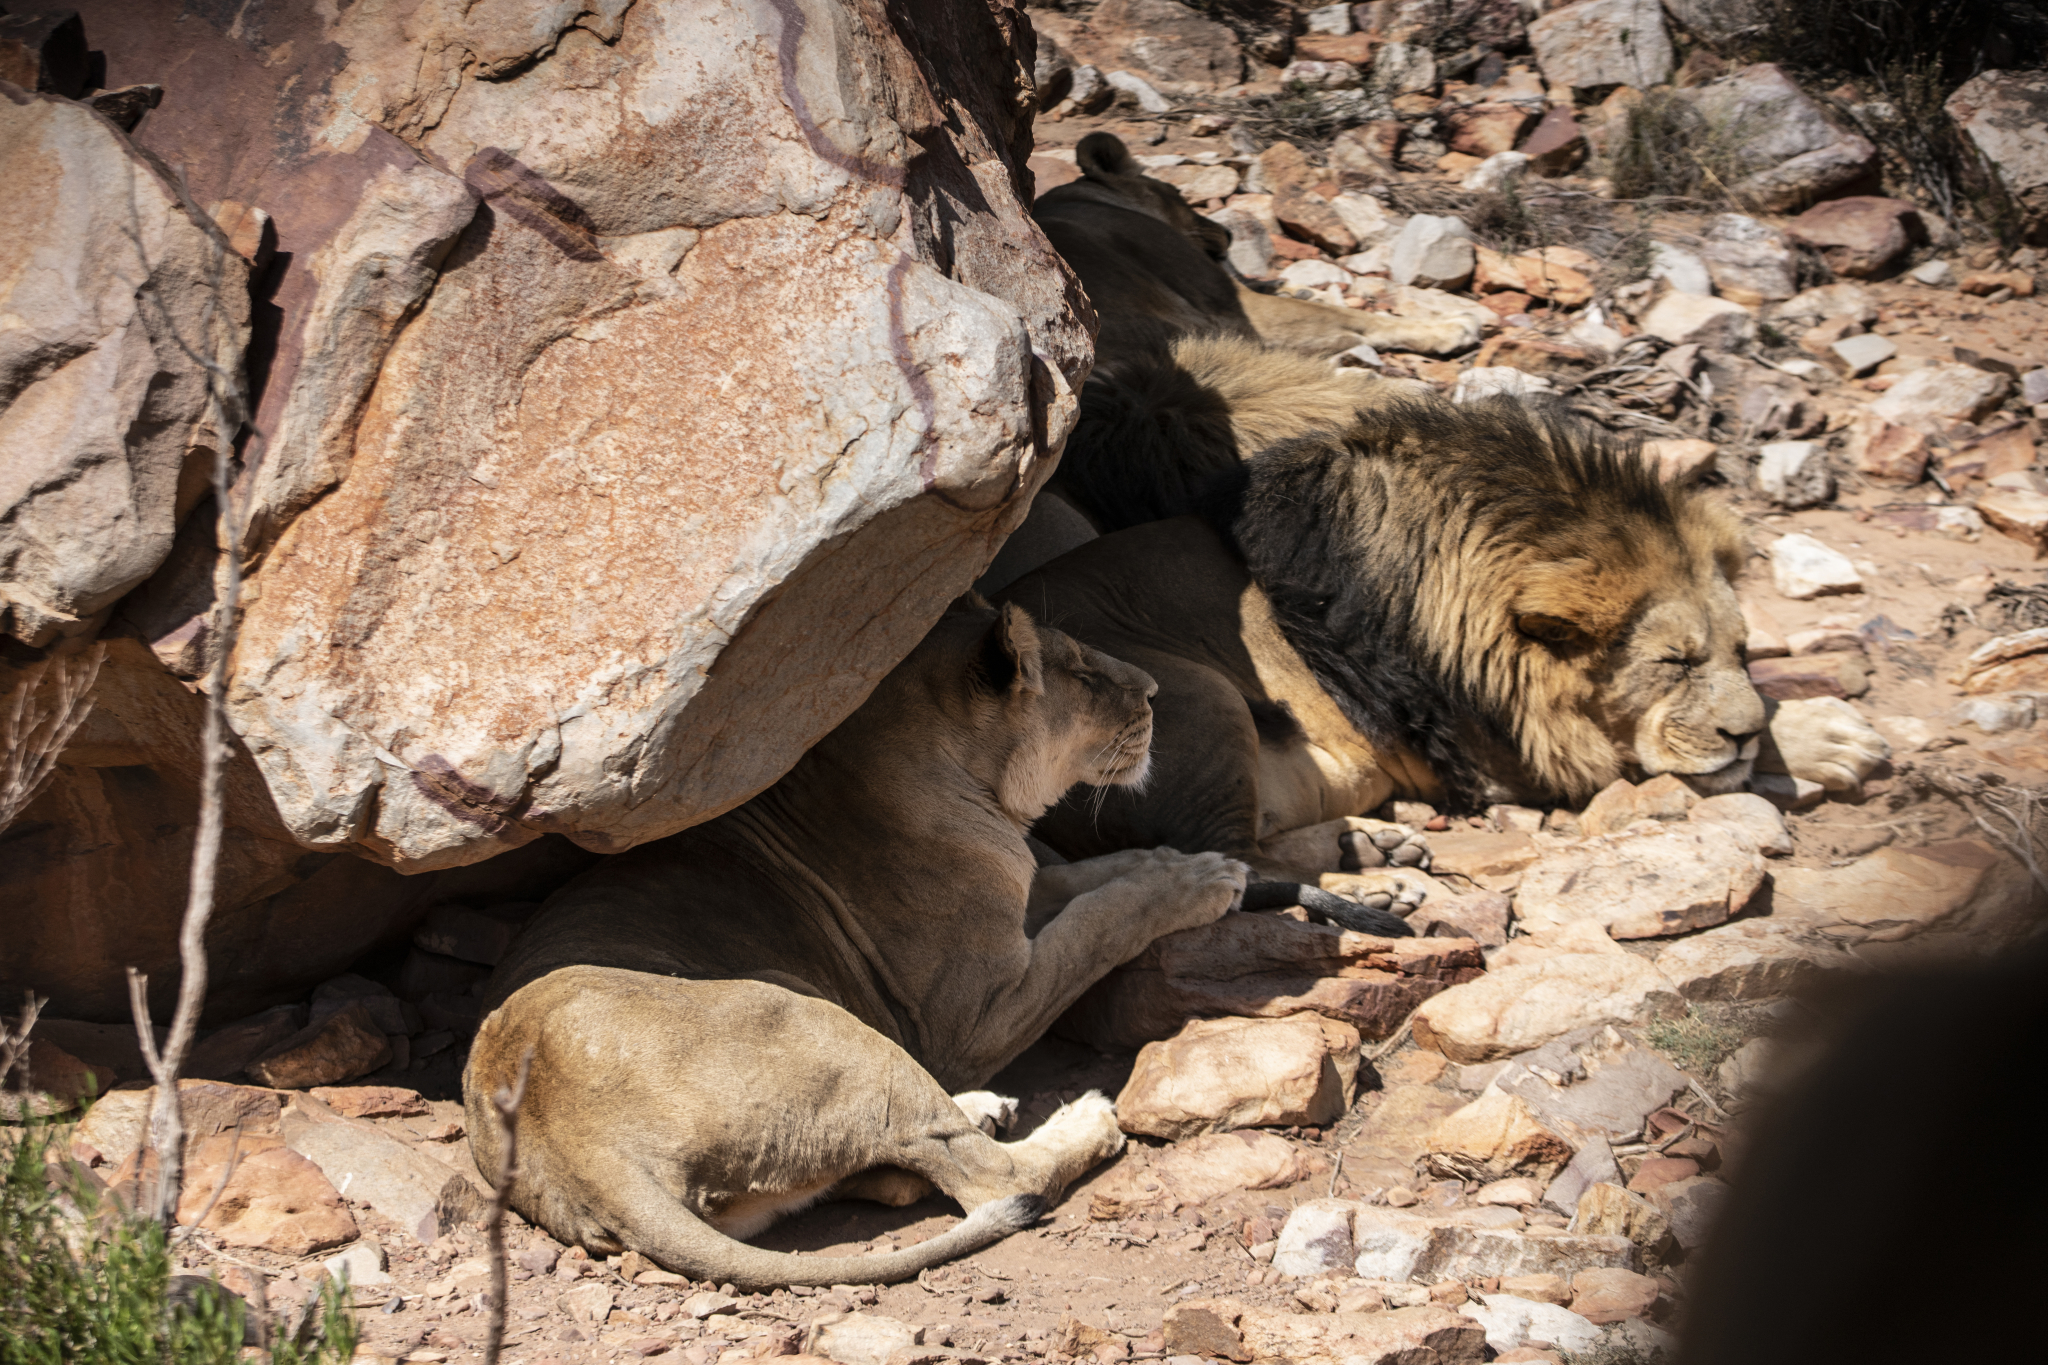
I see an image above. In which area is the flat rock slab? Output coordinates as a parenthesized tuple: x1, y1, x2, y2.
(248, 1000, 392, 1089)
(1085, 1130, 1309, 1216)
(1060, 912, 1482, 1051)
(1514, 823, 1765, 940)
(282, 1093, 489, 1242)
(810, 1314, 925, 1365)
(1118, 1013, 1360, 1141)
(1423, 1089, 1572, 1182)
(176, 1137, 358, 1256)
(1489, 1027, 1688, 1144)
(1653, 919, 1846, 999)
(1459, 1295, 1600, 1355)
(1166, 1299, 1487, 1365)
(1270, 1200, 1639, 1287)
(1413, 945, 1681, 1064)
(1769, 840, 2021, 946)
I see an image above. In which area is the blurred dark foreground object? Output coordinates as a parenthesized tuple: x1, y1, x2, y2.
(1682, 939, 2048, 1365)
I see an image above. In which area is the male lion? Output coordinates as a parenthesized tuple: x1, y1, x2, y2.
(1032, 133, 1474, 532)
(465, 599, 1248, 1288)
(999, 397, 1785, 908)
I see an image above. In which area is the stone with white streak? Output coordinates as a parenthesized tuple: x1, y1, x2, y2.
(1869, 364, 2013, 430)
(1649, 243, 1713, 295)
(1373, 42, 1439, 96)
(0, 89, 248, 646)
(1528, 0, 1673, 90)
(1390, 215, 1477, 290)
(1458, 1296, 1600, 1356)
(1946, 71, 2048, 241)
(1699, 214, 1796, 305)
(1769, 534, 1863, 599)
(1755, 440, 1832, 508)
(1640, 291, 1757, 349)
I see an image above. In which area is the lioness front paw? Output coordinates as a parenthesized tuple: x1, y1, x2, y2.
(1765, 697, 1891, 798)
(1339, 819, 1432, 872)
(1142, 847, 1252, 929)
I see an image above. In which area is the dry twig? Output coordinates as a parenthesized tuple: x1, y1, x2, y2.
(1, 992, 45, 1095)
(127, 425, 247, 1230)
(0, 643, 104, 832)
(484, 1047, 534, 1365)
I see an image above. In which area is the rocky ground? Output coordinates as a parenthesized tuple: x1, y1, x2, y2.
(8, 1, 2048, 1363)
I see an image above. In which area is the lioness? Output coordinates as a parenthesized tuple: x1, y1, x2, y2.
(999, 397, 1791, 896)
(1033, 133, 1473, 531)
(465, 600, 1248, 1288)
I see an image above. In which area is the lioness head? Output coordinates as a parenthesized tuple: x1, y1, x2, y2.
(1226, 397, 1768, 806)
(924, 597, 1157, 822)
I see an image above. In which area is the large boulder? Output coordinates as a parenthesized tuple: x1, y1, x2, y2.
(1947, 71, 2048, 243)
(1117, 1013, 1361, 1140)
(6, 0, 1088, 1017)
(1528, 0, 1673, 92)
(1037, 0, 1243, 93)
(1680, 64, 1878, 212)
(1699, 213, 1796, 305)
(1659, 0, 1763, 46)
(1786, 196, 1923, 278)
(1, 86, 249, 647)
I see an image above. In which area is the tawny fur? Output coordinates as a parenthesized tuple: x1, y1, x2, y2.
(464, 600, 1248, 1288)
(999, 394, 1768, 885)
(1032, 133, 1477, 531)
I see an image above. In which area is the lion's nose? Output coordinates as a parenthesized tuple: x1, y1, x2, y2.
(1720, 727, 1762, 748)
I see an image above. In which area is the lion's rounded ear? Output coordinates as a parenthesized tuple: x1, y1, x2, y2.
(1076, 132, 1136, 180)
(1516, 613, 1592, 649)
(978, 602, 1046, 696)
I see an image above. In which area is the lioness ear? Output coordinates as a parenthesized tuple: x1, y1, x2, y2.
(1516, 613, 1593, 649)
(947, 590, 993, 615)
(978, 602, 1045, 697)
(1076, 132, 1136, 180)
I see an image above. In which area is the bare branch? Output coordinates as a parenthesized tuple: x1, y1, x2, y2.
(1, 992, 46, 1097)
(483, 1047, 535, 1365)
(129, 418, 247, 1230)
(0, 642, 104, 832)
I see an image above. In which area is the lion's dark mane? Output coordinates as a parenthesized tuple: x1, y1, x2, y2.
(1202, 396, 1682, 810)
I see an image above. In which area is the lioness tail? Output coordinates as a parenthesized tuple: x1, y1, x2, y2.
(609, 1180, 1043, 1291)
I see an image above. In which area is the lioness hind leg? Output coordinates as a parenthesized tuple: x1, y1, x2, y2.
(831, 1168, 933, 1207)
(821, 1090, 1062, 1210)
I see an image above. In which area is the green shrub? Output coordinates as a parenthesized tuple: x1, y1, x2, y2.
(1645, 1005, 1742, 1077)
(0, 1122, 356, 1365)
